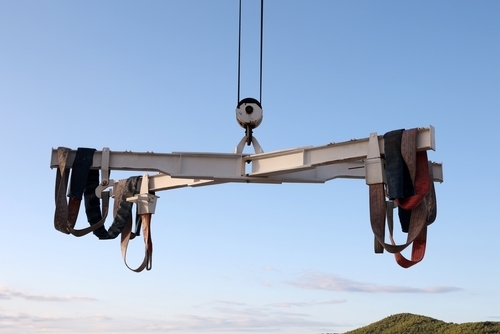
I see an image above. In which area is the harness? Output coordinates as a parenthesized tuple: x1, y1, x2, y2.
(54, 147, 153, 272)
(369, 128, 437, 268)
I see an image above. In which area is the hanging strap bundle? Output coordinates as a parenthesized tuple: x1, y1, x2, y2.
(54, 147, 153, 272)
(369, 128, 437, 268)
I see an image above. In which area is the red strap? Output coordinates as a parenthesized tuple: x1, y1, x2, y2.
(394, 229, 427, 268)
(386, 199, 427, 268)
(370, 184, 428, 254)
(396, 151, 430, 210)
(394, 161, 437, 268)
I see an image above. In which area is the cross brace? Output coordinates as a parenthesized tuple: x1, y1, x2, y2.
(50, 126, 443, 197)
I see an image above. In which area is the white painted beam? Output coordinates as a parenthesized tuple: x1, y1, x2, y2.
(50, 126, 442, 192)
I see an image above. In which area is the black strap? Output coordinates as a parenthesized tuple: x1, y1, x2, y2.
(54, 148, 152, 272)
(70, 148, 113, 237)
(62, 148, 143, 240)
(384, 130, 415, 232)
(83, 169, 110, 239)
(397, 206, 412, 233)
(105, 176, 142, 239)
(384, 129, 414, 200)
(54, 147, 111, 238)
(69, 148, 96, 199)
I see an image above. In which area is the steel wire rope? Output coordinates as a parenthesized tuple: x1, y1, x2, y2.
(237, 0, 264, 105)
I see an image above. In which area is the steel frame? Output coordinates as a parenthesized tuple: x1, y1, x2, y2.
(50, 126, 442, 214)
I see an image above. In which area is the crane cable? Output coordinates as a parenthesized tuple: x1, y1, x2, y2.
(237, 0, 264, 105)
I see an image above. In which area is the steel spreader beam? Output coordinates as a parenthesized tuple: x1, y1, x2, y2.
(50, 126, 443, 192)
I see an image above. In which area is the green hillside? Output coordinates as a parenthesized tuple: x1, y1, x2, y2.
(345, 313, 500, 334)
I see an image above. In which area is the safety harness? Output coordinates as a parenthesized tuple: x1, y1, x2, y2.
(369, 128, 437, 268)
(54, 147, 153, 272)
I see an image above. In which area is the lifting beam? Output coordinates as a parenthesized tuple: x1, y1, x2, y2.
(50, 124, 443, 271)
(50, 126, 442, 194)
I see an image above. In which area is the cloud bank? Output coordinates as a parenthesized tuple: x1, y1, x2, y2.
(0, 305, 344, 333)
(285, 273, 462, 293)
(0, 286, 97, 302)
(268, 299, 346, 308)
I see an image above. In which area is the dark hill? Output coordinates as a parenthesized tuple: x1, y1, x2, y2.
(344, 313, 500, 334)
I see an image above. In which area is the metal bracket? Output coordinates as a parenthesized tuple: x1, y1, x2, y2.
(95, 147, 115, 198)
(365, 132, 385, 185)
(235, 134, 264, 154)
(126, 173, 160, 214)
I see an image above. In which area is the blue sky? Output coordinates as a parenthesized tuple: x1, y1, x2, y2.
(1, 1, 499, 333)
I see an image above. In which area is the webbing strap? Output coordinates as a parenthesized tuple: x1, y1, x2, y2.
(387, 200, 427, 268)
(113, 178, 153, 272)
(370, 128, 437, 268)
(396, 151, 430, 211)
(54, 147, 110, 237)
(425, 161, 437, 225)
(81, 169, 111, 239)
(384, 129, 414, 199)
(401, 128, 417, 185)
(121, 213, 153, 272)
(392, 162, 437, 268)
(54, 147, 70, 234)
(66, 148, 95, 231)
(54, 150, 154, 272)
(107, 177, 142, 239)
(370, 183, 428, 254)
(70, 191, 109, 237)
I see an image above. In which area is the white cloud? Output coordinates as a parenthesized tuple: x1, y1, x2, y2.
(0, 289, 347, 333)
(166, 307, 341, 332)
(260, 281, 273, 287)
(0, 306, 345, 333)
(192, 300, 249, 309)
(175, 299, 349, 332)
(268, 299, 346, 308)
(262, 266, 278, 272)
(285, 273, 462, 293)
(0, 286, 97, 302)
